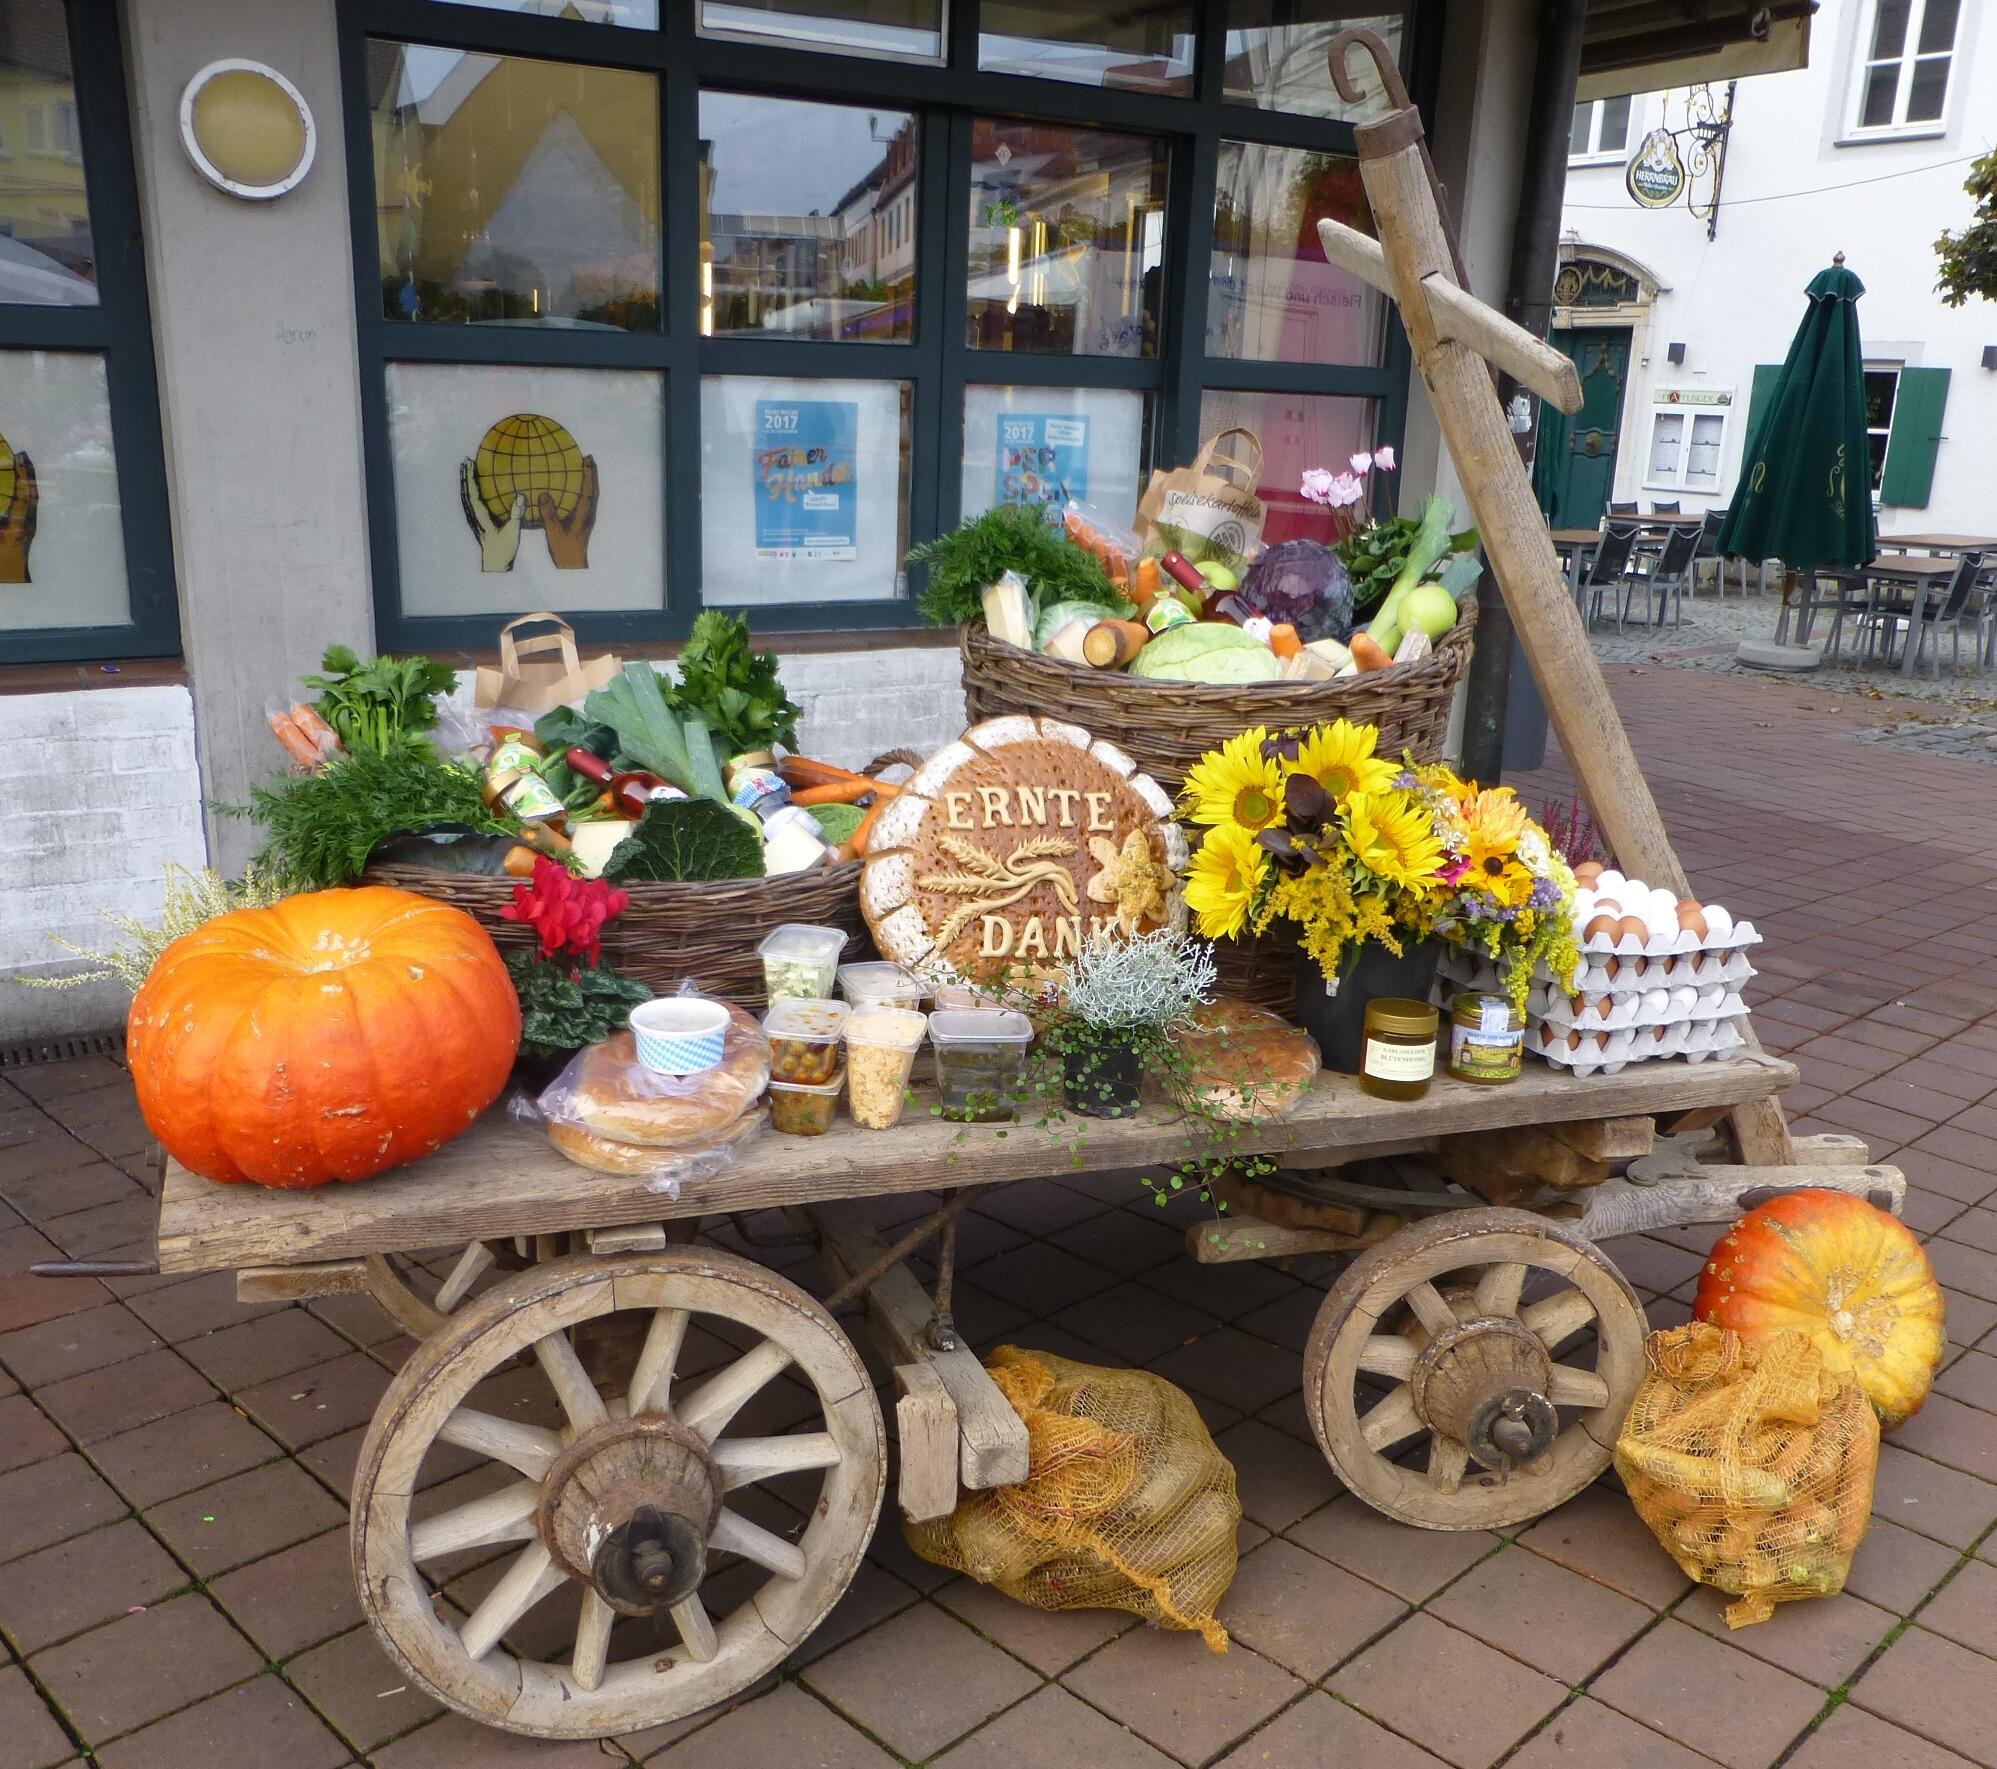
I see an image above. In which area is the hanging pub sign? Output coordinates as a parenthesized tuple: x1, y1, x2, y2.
(1626, 128, 1686, 208)
(859, 715, 1187, 979)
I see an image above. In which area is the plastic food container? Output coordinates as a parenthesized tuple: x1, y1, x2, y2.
(629, 997, 730, 1076)
(763, 998, 849, 1086)
(769, 1071, 843, 1136)
(839, 962, 927, 1010)
(845, 1007, 927, 1130)
(758, 923, 850, 1005)
(928, 1009, 1034, 1121)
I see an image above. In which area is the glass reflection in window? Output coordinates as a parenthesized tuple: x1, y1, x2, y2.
(979, 3, 1195, 95)
(699, 1, 943, 59)
(1222, 3, 1404, 120)
(1208, 142, 1383, 366)
(0, 351, 129, 628)
(369, 42, 661, 329)
(700, 95, 917, 344)
(966, 122, 1167, 359)
(432, 0, 659, 22)
(0, 0, 98, 306)
(1199, 389, 1378, 545)
(960, 386, 1149, 528)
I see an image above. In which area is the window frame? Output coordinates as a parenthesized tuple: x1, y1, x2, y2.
(1567, 95, 1632, 164)
(1863, 361, 1901, 493)
(1846, 0, 1959, 138)
(1640, 396, 1729, 496)
(342, 0, 1425, 651)
(1, 0, 179, 665)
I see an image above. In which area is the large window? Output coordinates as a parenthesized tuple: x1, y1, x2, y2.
(346, 0, 1419, 648)
(0, 0, 175, 662)
(1568, 96, 1631, 161)
(1850, 0, 1958, 133)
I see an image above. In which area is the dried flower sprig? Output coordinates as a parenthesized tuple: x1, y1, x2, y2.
(13, 862, 292, 993)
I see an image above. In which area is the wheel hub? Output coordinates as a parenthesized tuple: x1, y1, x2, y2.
(537, 1416, 722, 1616)
(1409, 1316, 1556, 1471)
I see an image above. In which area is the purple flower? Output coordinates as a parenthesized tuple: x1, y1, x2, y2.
(1529, 876, 1562, 909)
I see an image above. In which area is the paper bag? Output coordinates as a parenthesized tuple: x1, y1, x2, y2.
(1135, 428, 1268, 572)
(473, 613, 621, 715)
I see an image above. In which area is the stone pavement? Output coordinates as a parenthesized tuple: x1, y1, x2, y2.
(6, 661, 1997, 1768)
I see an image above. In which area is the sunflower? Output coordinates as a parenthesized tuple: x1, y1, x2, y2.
(1184, 823, 1265, 941)
(1290, 719, 1397, 805)
(1343, 790, 1446, 891)
(1460, 787, 1529, 881)
(1180, 726, 1284, 834)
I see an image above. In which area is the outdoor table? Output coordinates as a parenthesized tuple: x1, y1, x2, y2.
(1865, 556, 1961, 675)
(1876, 533, 1997, 556)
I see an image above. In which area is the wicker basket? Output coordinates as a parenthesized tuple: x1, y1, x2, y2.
(960, 592, 1475, 792)
(959, 597, 1476, 1012)
(363, 858, 873, 1009)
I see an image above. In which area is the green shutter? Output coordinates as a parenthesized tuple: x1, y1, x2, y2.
(1740, 362, 1783, 468)
(1880, 366, 1951, 507)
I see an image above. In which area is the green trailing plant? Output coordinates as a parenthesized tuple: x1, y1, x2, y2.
(907, 503, 1124, 626)
(12, 862, 291, 992)
(672, 610, 802, 755)
(602, 798, 764, 883)
(1935, 148, 1997, 308)
(301, 645, 457, 754)
(226, 748, 513, 892)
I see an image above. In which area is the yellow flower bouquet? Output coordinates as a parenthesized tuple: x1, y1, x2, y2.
(1179, 718, 1579, 1016)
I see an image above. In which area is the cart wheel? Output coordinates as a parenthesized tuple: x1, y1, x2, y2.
(363, 1240, 532, 1341)
(351, 1248, 885, 1739)
(1303, 1207, 1645, 1531)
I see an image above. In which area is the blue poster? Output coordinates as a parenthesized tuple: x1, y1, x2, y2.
(996, 413, 1088, 524)
(754, 399, 859, 560)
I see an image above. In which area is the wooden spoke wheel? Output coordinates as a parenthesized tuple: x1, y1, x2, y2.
(363, 1239, 533, 1340)
(1303, 1208, 1645, 1531)
(351, 1248, 885, 1739)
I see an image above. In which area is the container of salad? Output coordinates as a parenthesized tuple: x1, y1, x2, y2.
(763, 997, 849, 1087)
(845, 1007, 927, 1130)
(769, 1071, 844, 1136)
(838, 962, 927, 1011)
(928, 1009, 1034, 1121)
(758, 923, 849, 1005)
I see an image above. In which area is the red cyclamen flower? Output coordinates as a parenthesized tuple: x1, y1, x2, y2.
(501, 856, 630, 966)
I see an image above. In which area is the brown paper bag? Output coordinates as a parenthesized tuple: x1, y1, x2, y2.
(1135, 428, 1268, 572)
(473, 613, 621, 715)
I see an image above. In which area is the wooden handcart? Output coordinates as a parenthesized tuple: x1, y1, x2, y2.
(148, 1052, 1904, 1739)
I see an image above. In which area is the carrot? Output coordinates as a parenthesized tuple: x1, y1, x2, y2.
(268, 710, 321, 768)
(288, 703, 341, 755)
(1133, 555, 1162, 607)
(502, 845, 541, 877)
(851, 794, 890, 857)
(777, 755, 869, 791)
(1348, 632, 1395, 671)
(792, 778, 901, 808)
(1269, 623, 1302, 659)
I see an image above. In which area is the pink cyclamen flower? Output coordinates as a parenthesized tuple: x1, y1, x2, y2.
(1324, 471, 1365, 509)
(1373, 444, 1396, 471)
(1349, 451, 1373, 477)
(1298, 466, 1336, 505)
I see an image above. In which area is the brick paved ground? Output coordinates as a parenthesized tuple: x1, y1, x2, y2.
(6, 661, 1997, 1767)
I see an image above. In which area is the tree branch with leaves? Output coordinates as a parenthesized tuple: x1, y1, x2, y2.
(1935, 148, 1997, 309)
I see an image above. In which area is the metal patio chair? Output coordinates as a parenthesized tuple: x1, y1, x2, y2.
(1579, 521, 1643, 629)
(1622, 519, 1701, 628)
(1865, 551, 1987, 676)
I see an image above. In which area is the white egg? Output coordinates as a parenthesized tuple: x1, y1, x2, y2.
(1668, 985, 1698, 1015)
(1640, 987, 1669, 1018)
(1595, 870, 1626, 895)
(1647, 887, 1680, 918)
(1704, 905, 1734, 939)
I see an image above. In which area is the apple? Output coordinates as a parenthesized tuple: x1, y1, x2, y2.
(1194, 559, 1240, 592)
(1400, 581, 1459, 640)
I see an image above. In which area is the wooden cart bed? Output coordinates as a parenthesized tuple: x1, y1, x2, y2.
(155, 1051, 1795, 1275)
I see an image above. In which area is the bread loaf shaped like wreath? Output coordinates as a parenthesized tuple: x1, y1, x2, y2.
(128, 886, 519, 1188)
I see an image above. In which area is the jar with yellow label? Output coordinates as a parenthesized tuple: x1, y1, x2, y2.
(1448, 991, 1524, 1085)
(1360, 997, 1438, 1100)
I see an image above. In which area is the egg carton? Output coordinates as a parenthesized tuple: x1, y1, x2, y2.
(1440, 946, 1754, 1003)
(1530, 1016, 1748, 1077)
(1531, 984, 1749, 1032)
(1570, 872, 1760, 961)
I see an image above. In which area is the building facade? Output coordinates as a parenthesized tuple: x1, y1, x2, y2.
(1546, 0, 1991, 539)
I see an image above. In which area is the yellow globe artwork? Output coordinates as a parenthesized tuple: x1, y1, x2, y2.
(472, 413, 583, 531)
(0, 434, 15, 512)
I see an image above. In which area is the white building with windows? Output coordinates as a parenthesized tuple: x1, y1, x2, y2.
(1548, 0, 1993, 542)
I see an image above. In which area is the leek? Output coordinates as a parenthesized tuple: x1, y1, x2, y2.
(1367, 495, 1457, 655)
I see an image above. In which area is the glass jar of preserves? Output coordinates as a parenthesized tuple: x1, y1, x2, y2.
(1360, 997, 1439, 1101)
(1448, 991, 1524, 1085)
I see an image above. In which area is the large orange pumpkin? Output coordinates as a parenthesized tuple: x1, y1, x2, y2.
(127, 886, 520, 1189)
(1694, 1190, 1945, 1429)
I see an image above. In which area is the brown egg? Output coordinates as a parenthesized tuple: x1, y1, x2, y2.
(1565, 1029, 1583, 1050)
(1675, 896, 1703, 916)
(1616, 914, 1649, 945)
(1590, 897, 1622, 918)
(1604, 957, 1622, 981)
(1583, 913, 1620, 943)
(1585, 994, 1612, 1018)
(1573, 861, 1604, 885)
(1594, 1030, 1614, 1050)
(1629, 956, 1649, 978)
(1677, 905, 1709, 939)
(1652, 1025, 1670, 1043)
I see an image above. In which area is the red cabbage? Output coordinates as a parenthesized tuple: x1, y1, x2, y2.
(1241, 541, 1356, 642)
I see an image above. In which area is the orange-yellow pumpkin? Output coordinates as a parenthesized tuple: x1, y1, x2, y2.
(127, 886, 520, 1189)
(1694, 1189, 1945, 1429)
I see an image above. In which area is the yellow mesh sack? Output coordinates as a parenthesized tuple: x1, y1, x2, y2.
(906, 1345, 1241, 1650)
(1615, 1323, 1879, 1626)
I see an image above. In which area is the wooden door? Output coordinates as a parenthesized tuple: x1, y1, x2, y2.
(1541, 328, 1631, 530)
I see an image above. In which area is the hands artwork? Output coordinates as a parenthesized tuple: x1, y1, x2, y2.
(459, 453, 598, 573)
(0, 452, 39, 585)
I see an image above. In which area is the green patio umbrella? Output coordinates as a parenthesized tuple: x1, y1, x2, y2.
(1718, 260, 1876, 571)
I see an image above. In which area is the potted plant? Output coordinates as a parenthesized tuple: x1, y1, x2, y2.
(1179, 717, 1579, 1072)
(500, 857, 653, 1085)
(1049, 927, 1218, 1119)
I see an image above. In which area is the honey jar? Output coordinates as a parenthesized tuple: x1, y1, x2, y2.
(1360, 997, 1439, 1100)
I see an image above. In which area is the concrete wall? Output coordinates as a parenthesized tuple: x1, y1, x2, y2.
(0, 686, 206, 1041)
(1560, 0, 1996, 537)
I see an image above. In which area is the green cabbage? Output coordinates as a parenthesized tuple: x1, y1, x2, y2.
(603, 798, 764, 883)
(1128, 622, 1281, 684)
(1034, 596, 1138, 649)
